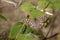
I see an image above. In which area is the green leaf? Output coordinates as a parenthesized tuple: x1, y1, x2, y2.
(54, 0, 60, 9)
(9, 21, 24, 39)
(19, 24, 27, 34)
(16, 33, 35, 40)
(24, 25, 35, 34)
(0, 14, 7, 21)
(20, 2, 34, 12)
(29, 8, 46, 18)
(47, 0, 60, 9)
(37, 0, 49, 9)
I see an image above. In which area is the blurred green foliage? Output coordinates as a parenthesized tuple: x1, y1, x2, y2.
(9, 22, 24, 39)
(20, 2, 34, 12)
(16, 33, 35, 40)
(0, 0, 60, 40)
